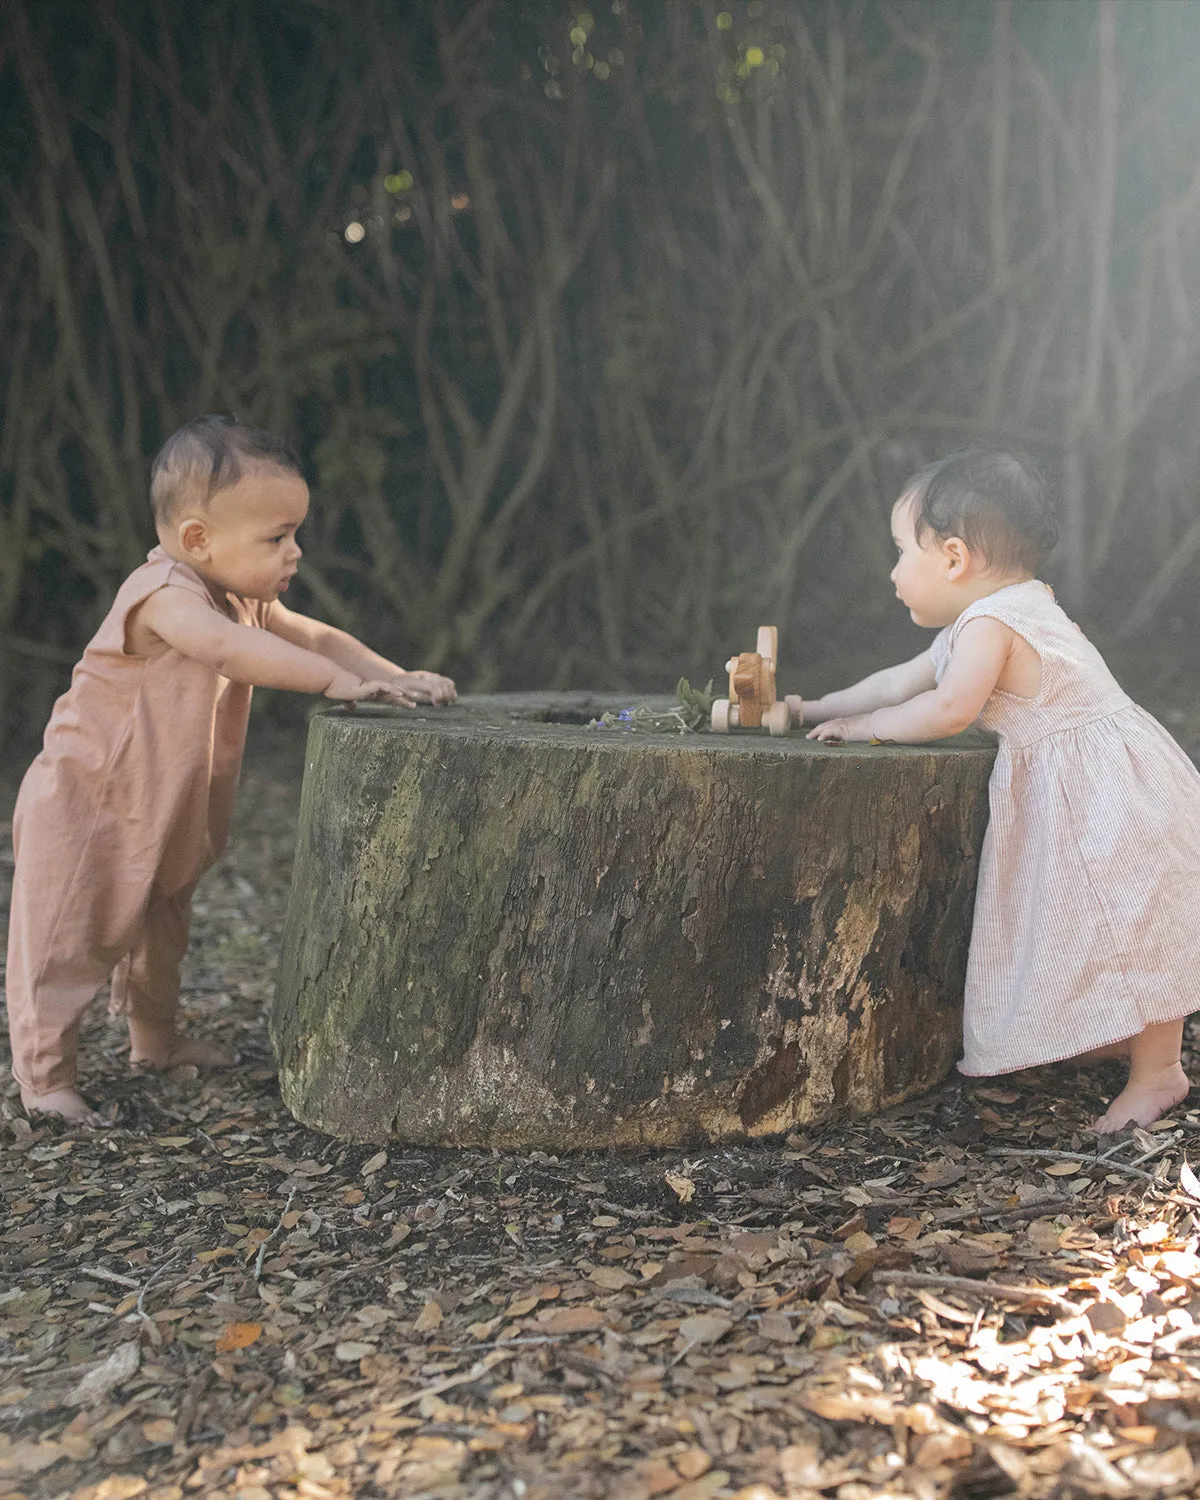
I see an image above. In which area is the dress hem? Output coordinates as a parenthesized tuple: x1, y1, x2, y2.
(958, 1012, 1194, 1077)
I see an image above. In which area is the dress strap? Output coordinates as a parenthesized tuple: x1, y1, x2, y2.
(947, 582, 1054, 655)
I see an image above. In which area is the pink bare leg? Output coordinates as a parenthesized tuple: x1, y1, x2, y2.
(1093, 1019, 1189, 1133)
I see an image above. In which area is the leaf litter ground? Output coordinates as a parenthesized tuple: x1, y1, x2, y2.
(4, 723, 1200, 1500)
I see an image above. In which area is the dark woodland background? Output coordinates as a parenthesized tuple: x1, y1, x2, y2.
(5, 0, 1200, 739)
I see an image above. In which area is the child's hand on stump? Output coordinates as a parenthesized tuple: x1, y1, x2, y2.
(807, 713, 874, 743)
(324, 671, 419, 707)
(389, 670, 456, 704)
(324, 669, 457, 708)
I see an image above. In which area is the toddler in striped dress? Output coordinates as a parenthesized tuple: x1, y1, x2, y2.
(787, 449, 1198, 1132)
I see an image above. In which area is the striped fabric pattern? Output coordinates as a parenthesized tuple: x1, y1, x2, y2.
(931, 581, 1200, 1076)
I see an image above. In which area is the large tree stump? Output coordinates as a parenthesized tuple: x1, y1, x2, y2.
(271, 694, 995, 1146)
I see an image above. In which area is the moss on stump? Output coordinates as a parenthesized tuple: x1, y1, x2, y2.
(271, 694, 995, 1146)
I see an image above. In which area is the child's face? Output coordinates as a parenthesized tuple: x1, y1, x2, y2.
(890, 495, 963, 628)
(175, 468, 308, 601)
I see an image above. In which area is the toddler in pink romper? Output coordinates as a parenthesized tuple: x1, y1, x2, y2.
(794, 448, 1195, 1133)
(7, 551, 266, 1103)
(5, 415, 454, 1124)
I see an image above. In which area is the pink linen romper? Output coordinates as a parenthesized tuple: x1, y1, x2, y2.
(932, 581, 1200, 1075)
(5, 547, 270, 1095)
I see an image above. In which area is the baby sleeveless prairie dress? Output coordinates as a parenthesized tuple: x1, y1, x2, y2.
(931, 580, 1200, 1075)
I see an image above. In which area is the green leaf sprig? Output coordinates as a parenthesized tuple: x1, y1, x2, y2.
(590, 679, 716, 735)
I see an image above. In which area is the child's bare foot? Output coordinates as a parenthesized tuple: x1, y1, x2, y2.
(1093, 1062, 1189, 1132)
(20, 1087, 110, 1128)
(128, 1029, 236, 1070)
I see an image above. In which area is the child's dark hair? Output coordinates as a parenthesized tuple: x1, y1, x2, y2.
(150, 414, 303, 524)
(902, 448, 1059, 573)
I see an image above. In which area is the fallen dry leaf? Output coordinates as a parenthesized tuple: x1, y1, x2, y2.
(635, 1457, 682, 1495)
(677, 1312, 733, 1345)
(334, 1340, 377, 1361)
(83, 1478, 151, 1500)
(758, 1312, 798, 1343)
(798, 1390, 907, 1424)
(944, 1241, 1002, 1276)
(542, 1305, 606, 1334)
(0, 1440, 66, 1477)
(675, 1446, 712, 1479)
(1120, 1444, 1194, 1488)
(912, 1430, 974, 1467)
(66, 1340, 141, 1407)
(589, 1265, 637, 1291)
(673, 1470, 730, 1499)
(414, 1300, 444, 1332)
(214, 1322, 263, 1353)
(916, 1160, 967, 1187)
(664, 1170, 696, 1203)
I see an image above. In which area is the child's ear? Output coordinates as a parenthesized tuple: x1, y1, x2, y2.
(176, 517, 211, 563)
(941, 536, 972, 579)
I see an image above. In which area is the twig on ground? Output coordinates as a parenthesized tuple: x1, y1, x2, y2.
(1128, 1136, 1183, 1169)
(456, 1333, 577, 1352)
(930, 1193, 1075, 1226)
(995, 1145, 1200, 1212)
(391, 1350, 514, 1410)
(991, 1147, 1171, 1189)
(172, 1370, 210, 1451)
(80, 1266, 140, 1290)
(254, 1188, 298, 1279)
(136, 1255, 180, 1322)
(595, 1199, 670, 1222)
(647, 1285, 735, 1310)
(877, 1268, 1078, 1314)
(987, 1194, 1076, 1223)
(716, 1206, 823, 1227)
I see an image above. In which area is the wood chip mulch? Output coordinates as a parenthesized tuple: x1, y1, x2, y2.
(3, 730, 1200, 1500)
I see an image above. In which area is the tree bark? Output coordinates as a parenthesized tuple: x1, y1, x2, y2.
(272, 694, 995, 1146)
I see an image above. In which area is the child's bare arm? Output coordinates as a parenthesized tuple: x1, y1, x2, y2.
(134, 588, 416, 704)
(266, 603, 456, 704)
(808, 618, 1012, 743)
(786, 649, 936, 727)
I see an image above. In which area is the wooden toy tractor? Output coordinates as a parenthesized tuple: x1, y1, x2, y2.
(711, 626, 792, 736)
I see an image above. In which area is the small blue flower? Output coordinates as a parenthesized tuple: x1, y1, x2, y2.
(618, 707, 633, 721)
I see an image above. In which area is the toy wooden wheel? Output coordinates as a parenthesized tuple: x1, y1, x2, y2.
(711, 699, 732, 733)
(765, 702, 790, 737)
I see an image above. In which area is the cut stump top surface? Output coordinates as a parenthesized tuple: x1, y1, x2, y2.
(316, 692, 996, 758)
